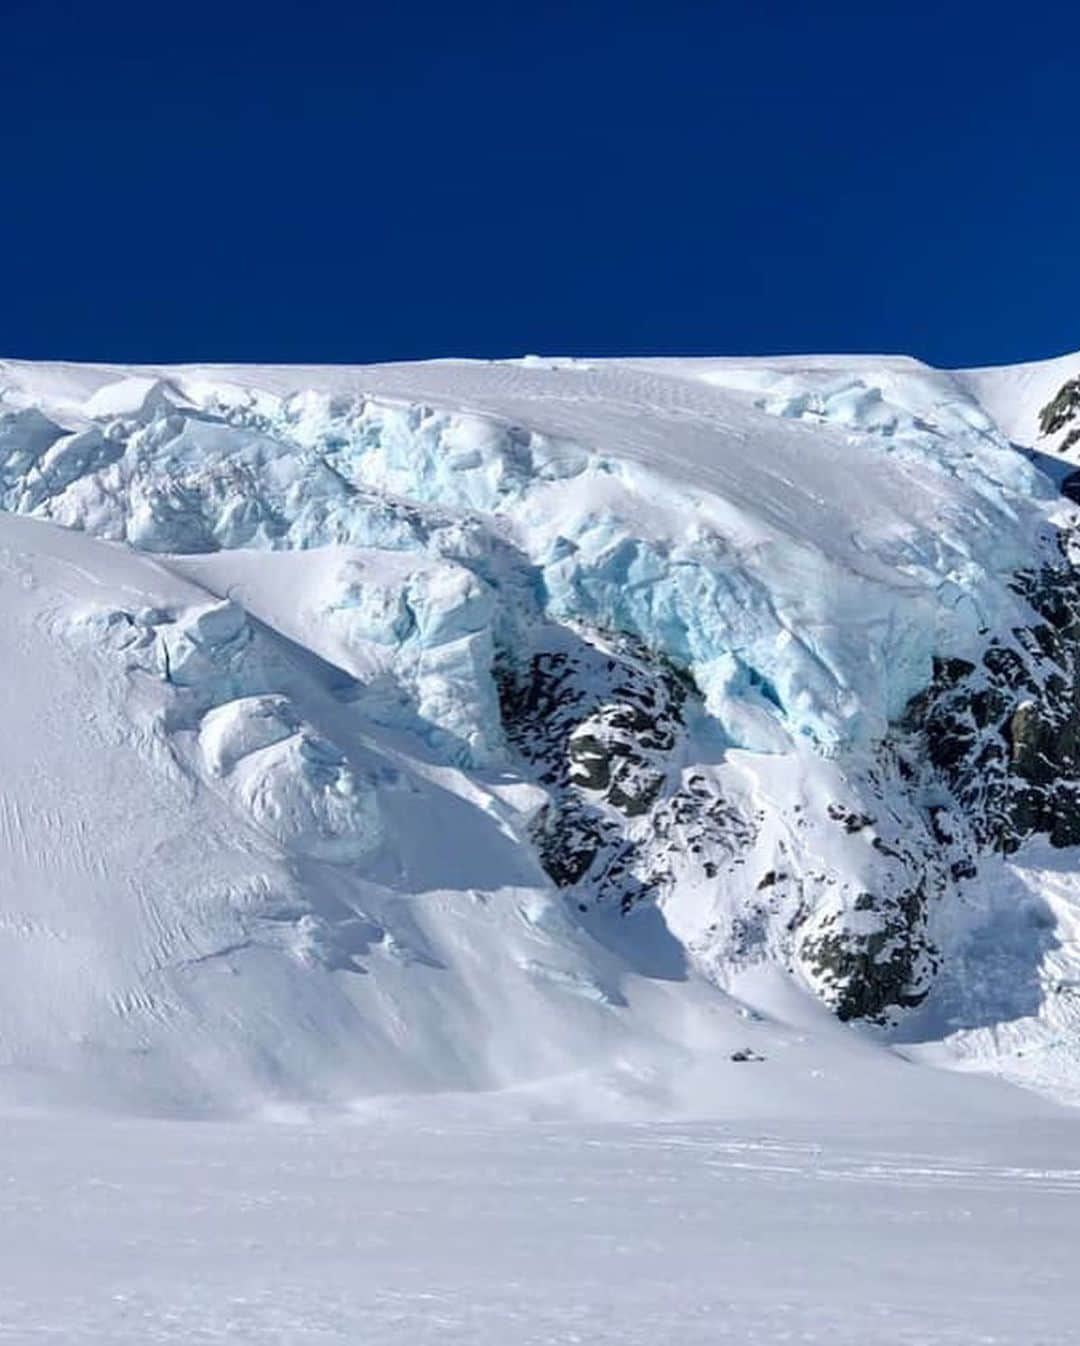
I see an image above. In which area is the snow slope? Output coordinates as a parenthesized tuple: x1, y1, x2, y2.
(3, 349, 1080, 1115)
(957, 349, 1080, 454)
(0, 512, 732, 1113)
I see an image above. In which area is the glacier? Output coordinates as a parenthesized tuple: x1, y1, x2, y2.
(3, 350, 1080, 1114)
(0, 355, 1058, 756)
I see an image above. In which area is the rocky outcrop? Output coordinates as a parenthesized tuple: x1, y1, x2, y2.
(900, 529, 1080, 854)
(795, 523, 1080, 1020)
(1040, 374, 1080, 455)
(497, 636, 755, 910)
(498, 628, 944, 1026)
(787, 774, 948, 1025)
(799, 878, 938, 1023)
(494, 531, 1080, 1027)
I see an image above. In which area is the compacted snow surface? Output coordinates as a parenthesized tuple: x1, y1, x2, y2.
(3, 350, 1080, 1341)
(3, 1107, 1078, 1345)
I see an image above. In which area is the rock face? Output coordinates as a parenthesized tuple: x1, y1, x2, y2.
(1040, 375, 1080, 456)
(497, 637, 754, 909)
(798, 879, 935, 1022)
(496, 519, 1080, 1027)
(496, 631, 944, 1024)
(793, 523, 1080, 1022)
(900, 529, 1080, 855)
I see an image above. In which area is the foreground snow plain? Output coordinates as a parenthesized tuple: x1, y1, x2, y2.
(3, 350, 1080, 1341)
(3, 1103, 1078, 1345)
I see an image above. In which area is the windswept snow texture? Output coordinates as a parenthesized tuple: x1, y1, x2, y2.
(3, 350, 1080, 1114)
(3, 1107, 1079, 1346)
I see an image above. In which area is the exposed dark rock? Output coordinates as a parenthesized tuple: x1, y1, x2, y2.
(496, 634, 755, 907)
(497, 519, 1080, 1030)
(1039, 374, 1080, 441)
(900, 527, 1080, 856)
(827, 803, 875, 833)
(800, 880, 936, 1023)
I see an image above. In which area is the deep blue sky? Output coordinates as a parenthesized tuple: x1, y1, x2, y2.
(2, 1, 1076, 368)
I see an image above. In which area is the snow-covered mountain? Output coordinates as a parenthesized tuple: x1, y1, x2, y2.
(3, 349, 1080, 1115)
